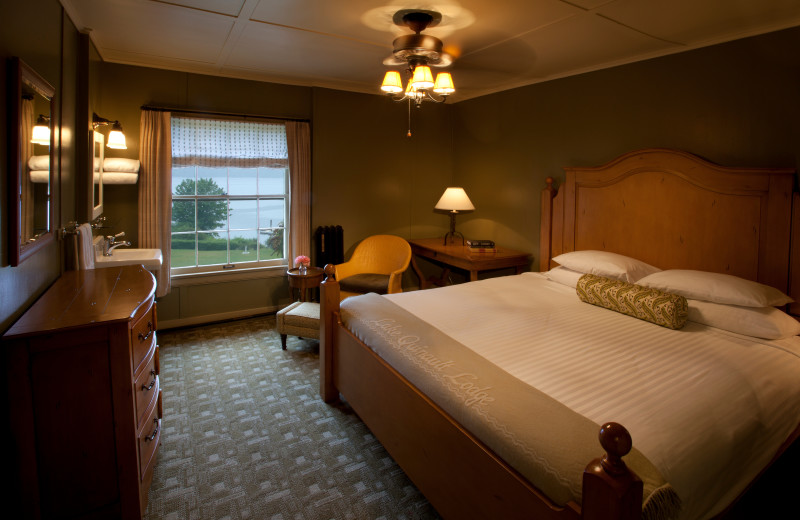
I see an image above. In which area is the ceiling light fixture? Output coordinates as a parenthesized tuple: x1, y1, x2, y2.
(380, 10, 456, 109)
(92, 113, 127, 150)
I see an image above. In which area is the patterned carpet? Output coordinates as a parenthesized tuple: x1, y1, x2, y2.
(144, 315, 440, 520)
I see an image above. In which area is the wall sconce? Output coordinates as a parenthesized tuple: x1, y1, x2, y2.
(92, 112, 127, 149)
(31, 114, 51, 145)
(434, 187, 475, 245)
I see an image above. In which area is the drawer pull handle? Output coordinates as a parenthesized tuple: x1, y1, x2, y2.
(145, 418, 160, 442)
(138, 322, 153, 342)
(142, 371, 156, 391)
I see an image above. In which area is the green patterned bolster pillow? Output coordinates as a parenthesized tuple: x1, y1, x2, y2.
(576, 274, 688, 329)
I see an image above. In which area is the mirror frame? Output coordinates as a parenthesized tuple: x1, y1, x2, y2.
(7, 57, 56, 266)
(92, 131, 104, 219)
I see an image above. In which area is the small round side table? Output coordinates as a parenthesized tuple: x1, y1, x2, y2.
(287, 266, 325, 302)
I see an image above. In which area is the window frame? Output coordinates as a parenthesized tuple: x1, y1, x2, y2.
(170, 165, 290, 277)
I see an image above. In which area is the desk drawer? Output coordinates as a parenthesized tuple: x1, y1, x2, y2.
(131, 304, 156, 375)
(138, 393, 161, 481)
(134, 347, 159, 428)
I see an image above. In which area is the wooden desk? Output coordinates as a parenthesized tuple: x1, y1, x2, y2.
(409, 238, 531, 289)
(287, 266, 325, 301)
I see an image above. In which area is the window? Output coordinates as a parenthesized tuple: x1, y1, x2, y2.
(170, 116, 289, 275)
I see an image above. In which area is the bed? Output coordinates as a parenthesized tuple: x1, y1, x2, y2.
(318, 148, 800, 519)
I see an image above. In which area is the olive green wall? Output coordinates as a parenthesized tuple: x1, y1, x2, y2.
(452, 27, 800, 269)
(311, 88, 453, 289)
(0, 0, 78, 332)
(96, 66, 453, 327)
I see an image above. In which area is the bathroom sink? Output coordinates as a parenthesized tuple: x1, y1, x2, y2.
(95, 248, 162, 271)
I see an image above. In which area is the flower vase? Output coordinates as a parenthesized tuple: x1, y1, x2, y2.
(299, 265, 307, 275)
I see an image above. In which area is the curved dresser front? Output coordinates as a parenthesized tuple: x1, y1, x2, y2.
(2, 265, 161, 519)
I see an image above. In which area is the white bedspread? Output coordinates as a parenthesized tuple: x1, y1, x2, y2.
(383, 273, 800, 520)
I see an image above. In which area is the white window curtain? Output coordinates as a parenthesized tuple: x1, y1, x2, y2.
(138, 109, 173, 297)
(139, 110, 311, 291)
(286, 120, 311, 263)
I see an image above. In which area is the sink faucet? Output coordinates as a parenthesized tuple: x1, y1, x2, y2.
(103, 231, 131, 256)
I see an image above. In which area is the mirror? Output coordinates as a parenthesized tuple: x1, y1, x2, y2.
(93, 131, 104, 219)
(7, 57, 55, 266)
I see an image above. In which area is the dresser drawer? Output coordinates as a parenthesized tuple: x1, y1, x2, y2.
(134, 348, 159, 428)
(131, 304, 156, 375)
(138, 393, 161, 481)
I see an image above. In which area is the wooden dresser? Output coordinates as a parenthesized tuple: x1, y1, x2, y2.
(2, 265, 161, 519)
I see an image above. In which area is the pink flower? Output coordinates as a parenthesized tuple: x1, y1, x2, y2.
(294, 255, 310, 267)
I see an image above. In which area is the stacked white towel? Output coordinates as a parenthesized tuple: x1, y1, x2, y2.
(103, 158, 140, 172)
(77, 223, 95, 270)
(30, 171, 49, 183)
(102, 158, 140, 184)
(28, 155, 49, 170)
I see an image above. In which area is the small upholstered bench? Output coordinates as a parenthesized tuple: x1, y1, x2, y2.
(276, 301, 320, 350)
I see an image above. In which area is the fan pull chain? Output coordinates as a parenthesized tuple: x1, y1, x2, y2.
(407, 98, 412, 137)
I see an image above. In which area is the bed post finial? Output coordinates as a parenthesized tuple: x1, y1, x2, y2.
(582, 422, 643, 520)
(320, 264, 341, 403)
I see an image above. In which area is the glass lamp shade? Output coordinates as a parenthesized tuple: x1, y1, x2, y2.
(410, 65, 435, 89)
(381, 71, 403, 93)
(31, 123, 50, 146)
(433, 72, 455, 94)
(435, 187, 475, 212)
(106, 125, 127, 149)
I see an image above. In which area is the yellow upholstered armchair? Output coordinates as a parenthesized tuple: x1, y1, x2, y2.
(334, 235, 412, 299)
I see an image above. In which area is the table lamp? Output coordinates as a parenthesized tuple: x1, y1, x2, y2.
(435, 187, 475, 245)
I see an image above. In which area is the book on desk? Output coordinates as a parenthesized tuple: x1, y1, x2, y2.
(467, 239, 497, 253)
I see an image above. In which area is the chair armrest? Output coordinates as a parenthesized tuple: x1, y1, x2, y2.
(387, 269, 405, 294)
(334, 260, 358, 282)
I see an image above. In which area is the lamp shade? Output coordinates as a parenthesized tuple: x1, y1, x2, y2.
(31, 122, 50, 146)
(106, 122, 127, 149)
(410, 65, 435, 89)
(435, 187, 475, 212)
(433, 72, 455, 94)
(381, 71, 403, 93)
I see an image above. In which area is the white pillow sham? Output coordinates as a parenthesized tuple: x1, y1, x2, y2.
(544, 266, 583, 288)
(687, 299, 800, 339)
(551, 250, 660, 283)
(637, 270, 793, 307)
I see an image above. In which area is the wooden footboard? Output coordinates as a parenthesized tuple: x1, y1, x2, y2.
(319, 266, 641, 520)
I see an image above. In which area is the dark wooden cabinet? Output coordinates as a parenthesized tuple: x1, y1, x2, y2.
(2, 265, 161, 519)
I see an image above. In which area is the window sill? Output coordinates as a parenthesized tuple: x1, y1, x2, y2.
(170, 264, 289, 287)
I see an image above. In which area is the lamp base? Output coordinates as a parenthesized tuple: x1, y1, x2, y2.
(443, 230, 465, 246)
(443, 211, 465, 245)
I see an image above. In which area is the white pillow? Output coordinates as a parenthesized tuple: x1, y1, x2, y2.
(551, 250, 660, 283)
(687, 299, 800, 339)
(544, 266, 583, 288)
(637, 270, 793, 307)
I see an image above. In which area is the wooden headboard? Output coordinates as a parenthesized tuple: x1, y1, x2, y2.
(540, 148, 797, 306)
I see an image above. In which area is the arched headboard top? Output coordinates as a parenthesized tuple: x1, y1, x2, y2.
(540, 149, 795, 296)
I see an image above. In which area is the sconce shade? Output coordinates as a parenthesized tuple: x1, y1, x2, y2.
(411, 65, 435, 89)
(93, 113, 128, 149)
(433, 72, 455, 94)
(31, 115, 50, 145)
(106, 123, 127, 150)
(435, 187, 475, 212)
(381, 71, 403, 93)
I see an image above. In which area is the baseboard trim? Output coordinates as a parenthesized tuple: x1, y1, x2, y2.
(158, 305, 281, 330)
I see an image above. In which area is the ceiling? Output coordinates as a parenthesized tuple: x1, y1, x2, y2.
(60, 0, 800, 102)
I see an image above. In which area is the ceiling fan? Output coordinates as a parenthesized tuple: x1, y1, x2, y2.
(383, 9, 454, 68)
(380, 9, 456, 105)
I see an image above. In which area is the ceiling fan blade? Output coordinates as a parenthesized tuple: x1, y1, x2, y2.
(382, 56, 407, 67)
(429, 53, 453, 67)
